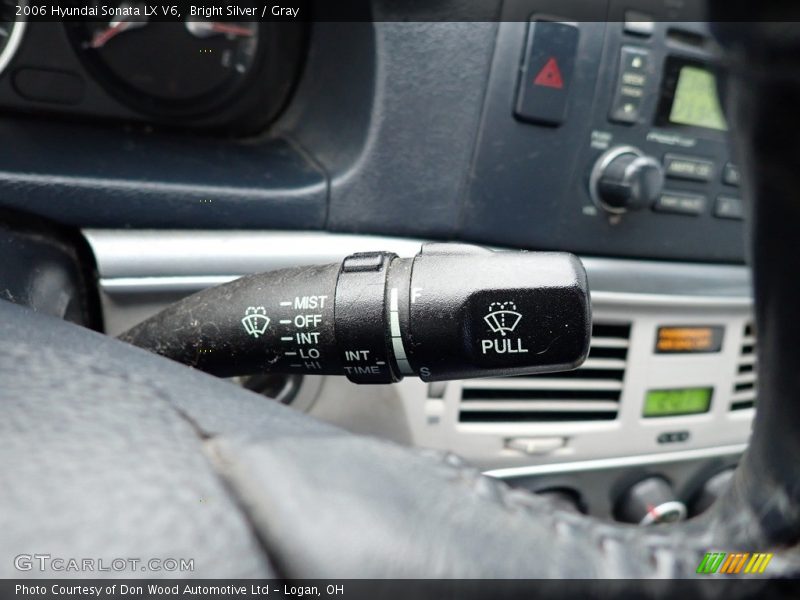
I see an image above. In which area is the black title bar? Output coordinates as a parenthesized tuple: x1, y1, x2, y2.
(3, 579, 796, 600)
(9, 0, 800, 22)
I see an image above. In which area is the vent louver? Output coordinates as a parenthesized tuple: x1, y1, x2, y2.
(459, 323, 631, 423)
(731, 322, 757, 411)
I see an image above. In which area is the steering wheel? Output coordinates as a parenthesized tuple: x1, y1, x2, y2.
(1, 13, 799, 588)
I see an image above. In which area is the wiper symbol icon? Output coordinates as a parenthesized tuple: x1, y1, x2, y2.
(242, 306, 270, 338)
(484, 301, 522, 336)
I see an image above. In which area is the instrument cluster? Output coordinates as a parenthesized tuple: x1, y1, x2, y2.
(0, 8, 307, 133)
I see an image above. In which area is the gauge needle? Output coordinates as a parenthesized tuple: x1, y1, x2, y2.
(90, 17, 148, 49)
(210, 23, 255, 37)
(185, 20, 255, 38)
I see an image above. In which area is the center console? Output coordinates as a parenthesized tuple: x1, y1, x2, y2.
(463, 5, 743, 262)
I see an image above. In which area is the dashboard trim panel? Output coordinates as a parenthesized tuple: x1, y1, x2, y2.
(85, 230, 755, 495)
(485, 442, 747, 478)
(85, 230, 751, 297)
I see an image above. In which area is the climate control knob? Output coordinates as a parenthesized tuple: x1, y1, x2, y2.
(691, 468, 736, 516)
(614, 476, 687, 526)
(590, 146, 664, 214)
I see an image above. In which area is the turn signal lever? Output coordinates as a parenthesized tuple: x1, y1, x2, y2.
(119, 243, 591, 383)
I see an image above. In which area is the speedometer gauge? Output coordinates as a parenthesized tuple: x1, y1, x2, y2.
(65, 1, 263, 118)
(0, 0, 27, 77)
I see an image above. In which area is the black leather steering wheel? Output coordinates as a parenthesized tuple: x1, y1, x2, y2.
(1, 12, 799, 589)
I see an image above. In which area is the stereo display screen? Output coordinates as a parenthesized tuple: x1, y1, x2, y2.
(668, 65, 727, 131)
(644, 387, 713, 418)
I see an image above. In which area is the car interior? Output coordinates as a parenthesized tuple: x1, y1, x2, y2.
(2, 0, 799, 592)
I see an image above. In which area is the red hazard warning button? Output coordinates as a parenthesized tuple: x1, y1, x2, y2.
(533, 57, 564, 89)
(515, 21, 579, 126)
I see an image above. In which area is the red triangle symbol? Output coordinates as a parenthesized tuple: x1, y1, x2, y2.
(533, 57, 564, 89)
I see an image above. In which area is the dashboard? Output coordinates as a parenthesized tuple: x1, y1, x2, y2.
(0, 0, 754, 526)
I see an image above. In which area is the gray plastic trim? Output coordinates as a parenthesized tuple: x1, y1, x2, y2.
(591, 291, 752, 308)
(84, 230, 425, 281)
(84, 230, 752, 297)
(484, 443, 747, 478)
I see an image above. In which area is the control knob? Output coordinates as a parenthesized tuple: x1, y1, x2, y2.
(614, 476, 687, 526)
(691, 468, 736, 516)
(590, 146, 664, 214)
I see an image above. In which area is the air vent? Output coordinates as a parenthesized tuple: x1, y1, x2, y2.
(459, 323, 631, 423)
(731, 323, 757, 411)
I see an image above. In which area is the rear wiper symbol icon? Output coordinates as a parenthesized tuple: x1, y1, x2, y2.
(484, 301, 522, 336)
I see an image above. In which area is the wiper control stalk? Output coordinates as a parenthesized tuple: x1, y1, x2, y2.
(119, 243, 591, 383)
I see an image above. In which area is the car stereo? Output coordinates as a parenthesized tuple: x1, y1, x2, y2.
(463, 8, 743, 263)
(655, 56, 728, 134)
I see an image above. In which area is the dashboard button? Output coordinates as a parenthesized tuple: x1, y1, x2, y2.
(653, 191, 707, 215)
(610, 97, 642, 123)
(506, 436, 566, 455)
(615, 477, 687, 525)
(715, 196, 744, 220)
(722, 163, 740, 187)
(622, 47, 650, 72)
(514, 21, 579, 126)
(664, 154, 715, 182)
(341, 253, 385, 272)
(624, 11, 655, 37)
(610, 47, 651, 124)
